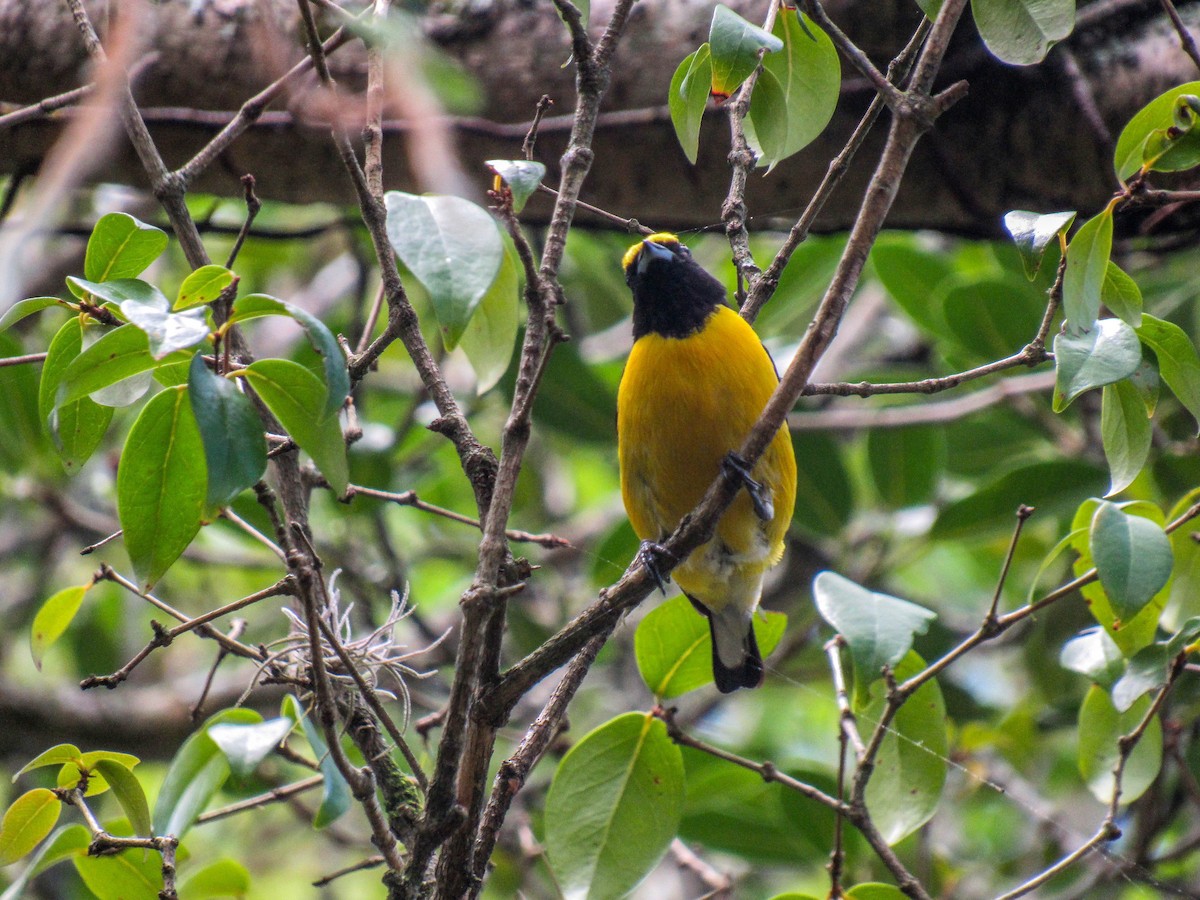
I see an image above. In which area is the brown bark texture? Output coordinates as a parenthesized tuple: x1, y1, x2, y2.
(1, 0, 1198, 236)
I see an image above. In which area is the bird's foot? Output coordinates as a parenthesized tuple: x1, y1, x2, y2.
(723, 451, 774, 521)
(637, 540, 674, 595)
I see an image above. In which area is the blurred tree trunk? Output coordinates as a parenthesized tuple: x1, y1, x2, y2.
(1, 0, 1197, 236)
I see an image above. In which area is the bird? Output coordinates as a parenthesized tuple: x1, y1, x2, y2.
(617, 233, 797, 693)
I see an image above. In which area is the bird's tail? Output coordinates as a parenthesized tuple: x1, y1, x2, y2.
(687, 593, 764, 693)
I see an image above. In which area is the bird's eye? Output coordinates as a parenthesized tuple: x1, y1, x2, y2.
(678, 245, 691, 259)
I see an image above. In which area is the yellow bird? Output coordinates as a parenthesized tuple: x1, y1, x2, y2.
(617, 233, 797, 692)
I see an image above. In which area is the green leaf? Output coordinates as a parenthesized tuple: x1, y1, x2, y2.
(846, 885, 909, 900)
(384, 192, 503, 349)
(15, 745, 82, 780)
(56, 324, 157, 408)
(634, 594, 787, 698)
(30, 584, 91, 670)
(188, 354, 266, 512)
(486, 159, 547, 213)
(669, 45, 714, 165)
(1115, 82, 1200, 180)
(93, 761, 151, 838)
(860, 652, 947, 844)
(1137, 314, 1200, 429)
(1165, 491, 1200, 630)
(84, 213, 168, 283)
(174, 265, 234, 310)
(789, 430, 854, 536)
(281, 695, 352, 828)
(1053, 318, 1141, 411)
(242, 359, 348, 496)
(1101, 379, 1151, 497)
(1090, 500, 1173, 624)
(38, 320, 113, 472)
(748, 9, 839, 170)
(74, 848, 162, 900)
(1111, 643, 1168, 713)
(1062, 208, 1113, 330)
(228, 294, 348, 419)
(0, 297, 64, 333)
(1101, 262, 1143, 328)
(177, 859, 251, 898)
(866, 425, 944, 509)
(870, 236, 954, 336)
(0, 789, 60, 866)
(1060, 627, 1126, 689)
(1002, 210, 1075, 280)
(458, 244, 518, 394)
(708, 4, 782, 99)
(1077, 685, 1161, 804)
(67, 276, 168, 310)
(546, 713, 684, 900)
(0, 824, 88, 899)
(58, 751, 142, 797)
(153, 709, 259, 837)
(942, 275, 1045, 361)
(812, 571, 936, 698)
(971, 0, 1074, 65)
(208, 717, 294, 779)
(932, 459, 1105, 540)
(117, 386, 207, 591)
(120, 299, 209, 359)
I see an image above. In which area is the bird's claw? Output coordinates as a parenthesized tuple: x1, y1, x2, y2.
(637, 540, 674, 595)
(723, 451, 774, 521)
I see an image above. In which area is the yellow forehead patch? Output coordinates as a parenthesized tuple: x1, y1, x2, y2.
(621, 232, 681, 271)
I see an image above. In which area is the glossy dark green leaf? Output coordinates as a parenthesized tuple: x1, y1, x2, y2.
(1077, 685, 1161, 804)
(813, 571, 936, 698)
(174, 265, 234, 311)
(1053, 318, 1141, 411)
(1090, 500, 1173, 624)
(932, 460, 1106, 540)
(546, 713, 683, 900)
(1062, 209, 1113, 330)
(93, 760, 151, 838)
(384, 191, 503, 349)
(1101, 379, 1151, 497)
(282, 695, 352, 829)
(0, 297, 63, 333)
(1165, 491, 1200, 630)
(866, 425, 944, 509)
(1002, 210, 1075, 280)
(1115, 82, 1200, 179)
(708, 4, 782, 99)
(30, 583, 91, 670)
(188, 353, 267, 511)
(669, 45, 713, 165)
(117, 387, 207, 591)
(0, 789, 60, 866)
(486, 159, 547, 213)
(0, 333, 47, 473)
(1110, 643, 1168, 713)
(971, 0, 1074, 65)
(243, 359, 348, 496)
(1060, 626, 1126, 689)
(634, 594, 786, 697)
(1137, 314, 1200, 429)
(83, 213, 168, 283)
(38, 320, 113, 472)
(860, 652, 947, 844)
(749, 9, 839, 170)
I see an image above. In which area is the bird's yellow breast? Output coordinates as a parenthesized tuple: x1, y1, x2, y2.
(617, 305, 796, 605)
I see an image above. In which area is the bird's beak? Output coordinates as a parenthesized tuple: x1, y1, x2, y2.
(637, 239, 674, 275)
